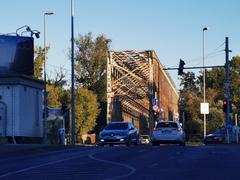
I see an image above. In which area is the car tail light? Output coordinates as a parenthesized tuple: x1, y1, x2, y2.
(153, 128, 161, 131)
(175, 128, 181, 131)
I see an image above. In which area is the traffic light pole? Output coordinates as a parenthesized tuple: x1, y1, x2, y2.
(225, 37, 231, 144)
(163, 65, 224, 71)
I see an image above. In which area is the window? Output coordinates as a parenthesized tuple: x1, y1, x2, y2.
(156, 122, 178, 128)
(105, 123, 129, 130)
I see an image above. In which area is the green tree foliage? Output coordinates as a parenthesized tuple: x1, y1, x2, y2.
(229, 56, 240, 104)
(34, 46, 49, 79)
(179, 56, 240, 139)
(74, 88, 100, 142)
(179, 72, 199, 92)
(47, 85, 63, 108)
(74, 33, 110, 134)
(74, 32, 110, 102)
(34, 46, 67, 108)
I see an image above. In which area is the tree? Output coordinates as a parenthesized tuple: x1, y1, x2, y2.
(74, 32, 110, 102)
(179, 72, 199, 92)
(229, 56, 240, 105)
(34, 46, 49, 79)
(74, 33, 111, 133)
(74, 88, 100, 142)
(46, 85, 63, 108)
(179, 56, 240, 140)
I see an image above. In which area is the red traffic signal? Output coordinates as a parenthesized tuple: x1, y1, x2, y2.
(223, 99, 232, 113)
(223, 100, 227, 112)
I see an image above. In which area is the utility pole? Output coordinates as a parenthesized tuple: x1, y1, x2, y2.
(71, 0, 75, 145)
(225, 37, 231, 144)
(203, 27, 208, 138)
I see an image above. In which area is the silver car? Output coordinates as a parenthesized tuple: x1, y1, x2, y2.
(151, 121, 186, 146)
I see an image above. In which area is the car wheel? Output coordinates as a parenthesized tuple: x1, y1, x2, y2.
(134, 137, 140, 146)
(126, 138, 131, 146)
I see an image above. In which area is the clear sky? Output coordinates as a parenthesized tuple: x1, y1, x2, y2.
(1, 0, 240, 89)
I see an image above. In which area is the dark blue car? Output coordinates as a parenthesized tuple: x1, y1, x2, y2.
(204, 128, 226, 144)
(98, 122, 139, 146)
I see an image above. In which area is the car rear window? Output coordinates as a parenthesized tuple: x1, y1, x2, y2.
(156, 122, 178, 128)
(105, 123, 128, 130)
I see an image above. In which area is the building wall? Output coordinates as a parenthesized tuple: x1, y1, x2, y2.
(0, 83, 43, 138)
(151, 51, 179, 121)
(19, 85, 43, 137)
(0, 85, 17, 137)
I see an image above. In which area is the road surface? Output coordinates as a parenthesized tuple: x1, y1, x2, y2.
(0, 144, 240, 180)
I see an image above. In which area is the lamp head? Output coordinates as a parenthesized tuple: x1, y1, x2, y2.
(203, 27, 209, 31)
(34, 32, 40, 38)
(44, 12, 54, 16)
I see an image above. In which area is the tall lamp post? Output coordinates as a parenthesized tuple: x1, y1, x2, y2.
(71, 0, 75, 145)
(43, 12, 54, 144)
(203, 27, 208, 138)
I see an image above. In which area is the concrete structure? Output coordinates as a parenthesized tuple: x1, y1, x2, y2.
(0, 73, 44, 143)
(107, 50, 179, 134)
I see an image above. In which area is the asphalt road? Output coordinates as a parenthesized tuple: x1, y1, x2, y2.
(1, 144, 240, 180)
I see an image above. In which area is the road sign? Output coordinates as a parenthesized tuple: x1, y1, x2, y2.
(224, 92, 230, 99)
(152, 98, 159, 106)
(200, 103, 209, 114)
(152, 105, 159, 112)
(224, 82, 230, 89)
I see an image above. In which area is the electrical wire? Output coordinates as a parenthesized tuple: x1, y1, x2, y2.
(167, 41, 225, 68)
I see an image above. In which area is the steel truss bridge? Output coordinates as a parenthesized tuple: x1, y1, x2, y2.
(107, 50, 179, 134)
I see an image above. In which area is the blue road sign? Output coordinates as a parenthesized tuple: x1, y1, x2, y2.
(152, 98, 159, 105)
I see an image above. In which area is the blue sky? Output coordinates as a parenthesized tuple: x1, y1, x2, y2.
(1, 0, 240, 89)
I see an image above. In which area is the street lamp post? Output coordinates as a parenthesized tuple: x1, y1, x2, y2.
(43, 12, 54, 144)
(203, 27, 208, 138)
(71, 0, 75, 145)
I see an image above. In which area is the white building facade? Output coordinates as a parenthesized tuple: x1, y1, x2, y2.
(0, 74, 43, 143)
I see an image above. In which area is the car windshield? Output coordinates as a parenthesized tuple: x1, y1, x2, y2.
(156, 122, 178, 128)
(212, 128, 225, 135)
(105, 123, 128, 130)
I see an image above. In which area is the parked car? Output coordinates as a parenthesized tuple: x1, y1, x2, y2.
(151, 121, 186, 146)
(204, 128, 225, 144)
(98, 122, 139, 146)
(140, 135, 150, 144)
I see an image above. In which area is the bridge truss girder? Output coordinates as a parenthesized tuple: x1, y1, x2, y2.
(107, 50, 154, 133)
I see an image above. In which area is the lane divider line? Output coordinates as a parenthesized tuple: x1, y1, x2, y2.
(89, 152, 136, 180)
(0, 148, 107, 178)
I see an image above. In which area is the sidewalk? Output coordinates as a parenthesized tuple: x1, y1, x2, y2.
(0, 143, 96, 156)
(0, 144, 52, 155)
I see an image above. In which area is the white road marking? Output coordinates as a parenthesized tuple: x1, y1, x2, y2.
(0, 148, 107, 178)
(89, 152, 136, 180)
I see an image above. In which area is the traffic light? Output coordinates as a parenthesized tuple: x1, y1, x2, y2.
(223, 99, 227, 112)
(223, 99, 232, 113)
(178, 59, 185, 75)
